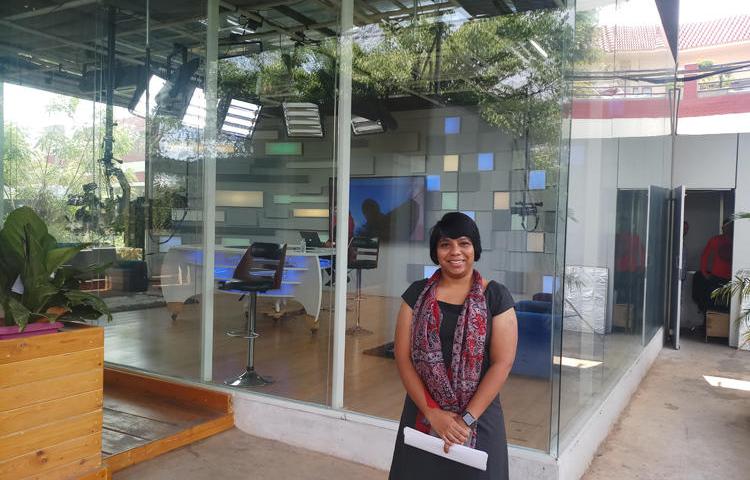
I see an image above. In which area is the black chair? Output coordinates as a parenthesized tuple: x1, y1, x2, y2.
(218, 242, 287, 387)
(346, 237, 380, 336)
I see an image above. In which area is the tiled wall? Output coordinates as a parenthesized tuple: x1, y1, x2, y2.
(166, 105, 559, 299)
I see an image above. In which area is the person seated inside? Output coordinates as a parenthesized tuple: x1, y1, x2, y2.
(693, 219, 733, 313)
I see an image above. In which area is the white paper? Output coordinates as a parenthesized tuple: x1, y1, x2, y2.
(403, 427, 488, 471)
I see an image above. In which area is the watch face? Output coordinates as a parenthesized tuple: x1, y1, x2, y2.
(463, 412, 475, 426)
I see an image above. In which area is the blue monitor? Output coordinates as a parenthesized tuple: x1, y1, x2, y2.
(347, 176, 426, 242)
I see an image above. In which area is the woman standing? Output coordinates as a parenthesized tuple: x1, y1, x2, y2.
(389, 212, 518, 480)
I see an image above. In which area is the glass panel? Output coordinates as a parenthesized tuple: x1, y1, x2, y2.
(614, 189, 649, 342)
(644, 186, 670, 341)
(209, 3, 339, 404)
(0, 1, 211, 380)
(93, 1, 208, 380)
(1, 9, 109, 240)
(560, 0, 675, 452)
(342, 0, 573, 454)
(0, 3, 154, 342)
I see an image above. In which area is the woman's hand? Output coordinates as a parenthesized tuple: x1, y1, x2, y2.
(426, 409, 470, 453)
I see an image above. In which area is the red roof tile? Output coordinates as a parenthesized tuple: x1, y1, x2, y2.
(680, 15, 750, 50)
(596, 15, 750, 53)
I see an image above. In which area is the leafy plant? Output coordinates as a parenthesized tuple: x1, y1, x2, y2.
(711, 272, 750, 346)
(0, 206, 112, 331)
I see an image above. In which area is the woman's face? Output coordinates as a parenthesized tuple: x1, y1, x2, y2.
(436, 236, 475, 278)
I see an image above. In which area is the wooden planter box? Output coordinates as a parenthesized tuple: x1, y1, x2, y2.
(0, 323, 106, 480)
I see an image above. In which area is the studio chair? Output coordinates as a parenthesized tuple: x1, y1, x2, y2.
(218, 242, 287, 387)
(346, 236, 380, 336)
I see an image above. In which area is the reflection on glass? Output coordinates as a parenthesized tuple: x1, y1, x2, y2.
(560, 0, 675, 453)
(613, 190, 648, 338)
(644, 186, 670, 342)
(0, 0, 679, 460)
(337, 0, 583, 454)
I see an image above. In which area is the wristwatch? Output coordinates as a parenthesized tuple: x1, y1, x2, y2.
(461, 411, 477, 428)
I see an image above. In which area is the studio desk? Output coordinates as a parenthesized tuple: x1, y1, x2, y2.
(161, 245, 334, 332)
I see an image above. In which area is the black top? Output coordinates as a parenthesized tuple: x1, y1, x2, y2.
(402, 278, 515, 368)
(389, 277, 515, 480)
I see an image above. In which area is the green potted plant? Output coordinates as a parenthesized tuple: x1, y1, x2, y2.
(0, 206, 111, 339)
(711, 212, 750, 347)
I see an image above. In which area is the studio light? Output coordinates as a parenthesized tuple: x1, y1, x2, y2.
(221, 99, 261, 138)
(351, 115, 384, 135)
(182, 87, 207, 129)
(130, 75, 167, 117)
(282, 102, 323, 137)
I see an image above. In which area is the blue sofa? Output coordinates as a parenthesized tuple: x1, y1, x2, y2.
(511, 300, 553, 379)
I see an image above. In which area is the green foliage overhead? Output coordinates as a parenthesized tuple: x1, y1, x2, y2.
(0, 206, 112, 331)
(214, 9, 596, 163)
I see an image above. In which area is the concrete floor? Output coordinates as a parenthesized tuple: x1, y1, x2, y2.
(112, 333, 750, 480)
(112, 428, 386, 480)
(583, 333, 750, 480)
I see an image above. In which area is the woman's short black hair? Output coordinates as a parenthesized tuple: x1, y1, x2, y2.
(429, 212, 482, 264)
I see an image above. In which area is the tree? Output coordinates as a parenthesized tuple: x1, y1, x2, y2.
(213, 8, 596, 176)
(2, 96, 135, 244)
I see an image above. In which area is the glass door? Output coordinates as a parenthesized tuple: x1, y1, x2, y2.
(643, 186, 670, 344)
(669, 185, 686, 349)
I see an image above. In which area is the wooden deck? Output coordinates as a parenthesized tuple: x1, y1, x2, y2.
(102, 369, 234, 477)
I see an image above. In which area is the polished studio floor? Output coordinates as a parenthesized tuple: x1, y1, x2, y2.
(103, 291, 643, 452)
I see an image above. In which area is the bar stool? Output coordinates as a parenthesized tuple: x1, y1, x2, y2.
(346, 236, 380, 336)
(219, 242, 287, 387)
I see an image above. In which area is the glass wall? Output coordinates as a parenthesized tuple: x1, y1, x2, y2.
(0, 0, 208, 378)
(339, 0, 574, 453)
(559, 0, 675, 451)
(207, 4, 340, 405)
(0, 1, 208, 381)
(0, 0, 675, 459)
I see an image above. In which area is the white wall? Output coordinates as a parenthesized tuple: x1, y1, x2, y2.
(673, 134, 737, 189)
(566, 139, 618, 269)
(617, 136, 672, 189)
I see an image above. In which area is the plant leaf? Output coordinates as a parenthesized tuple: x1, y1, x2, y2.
(46, 244, 89, 274)
(5, 296, 32, 332)
(19, 225, 58, 313)
(0, 207, 55, 268)
(63, 290, 112, 323)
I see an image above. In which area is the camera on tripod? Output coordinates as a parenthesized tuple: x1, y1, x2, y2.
(511, 201, 543, 216)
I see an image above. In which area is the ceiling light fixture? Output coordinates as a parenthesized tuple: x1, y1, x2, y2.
(282, 102, 323, 137)
(221, 99, 261, 138)
(182, 87, 207, 129)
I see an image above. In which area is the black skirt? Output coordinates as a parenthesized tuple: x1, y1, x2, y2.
(388, 394, 509, 480)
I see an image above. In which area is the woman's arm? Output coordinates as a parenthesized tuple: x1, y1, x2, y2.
(463, 308, 518, 420)
(394, 301, 469, 450)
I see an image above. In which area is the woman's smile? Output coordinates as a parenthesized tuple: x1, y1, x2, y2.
(437, 236, 475, 276)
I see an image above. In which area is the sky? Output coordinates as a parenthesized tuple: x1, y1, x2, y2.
(596, 0, 750, 26)
(3, 83, 131, 142)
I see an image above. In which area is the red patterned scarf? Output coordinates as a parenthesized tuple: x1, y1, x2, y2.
(411, 269, 488, 446)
